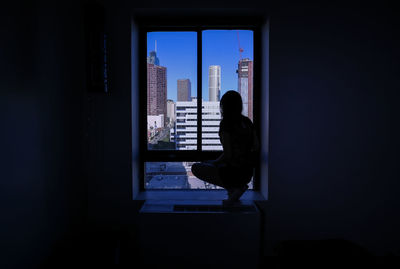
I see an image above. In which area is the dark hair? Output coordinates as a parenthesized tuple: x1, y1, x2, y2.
(220, 90, 243, 120)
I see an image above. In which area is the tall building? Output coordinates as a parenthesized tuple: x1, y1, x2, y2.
(147, 51, 160, 66)
(237, 58, 253, 121)
(147, 62, 167, 122)
(166, 99, 175, 125)
(208, 65, 221, 101)
(173, 98, 222, 150)
(177, 79, 191, 101)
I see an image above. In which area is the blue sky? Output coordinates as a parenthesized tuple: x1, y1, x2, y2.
(147, 30, 253, 101)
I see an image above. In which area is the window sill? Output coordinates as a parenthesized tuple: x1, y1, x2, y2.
(136, 190, 265, 213)
(134, 189, 265, 201)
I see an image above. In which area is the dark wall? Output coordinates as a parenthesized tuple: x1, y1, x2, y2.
(84, 0, 141, 226)
(77, 0, 400, 257)
(1, 1, 399, 267)
(267, 2, 400, 255)
(1, 1, 87, 267)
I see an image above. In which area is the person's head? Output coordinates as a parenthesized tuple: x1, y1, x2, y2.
(220, 90, 243, 120)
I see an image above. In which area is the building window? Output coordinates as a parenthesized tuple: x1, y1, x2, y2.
(142, 29, 256, 190)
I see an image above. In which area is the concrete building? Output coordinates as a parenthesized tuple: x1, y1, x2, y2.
(147, 62, 167, 123)
(208, 65, 221, 101)
(173, 98, 222, 150)
(237, 58, 253, 120)
(166, 99, 175, 125)
(147, 115, 164, 130)
(177, 79, 191, 101)
(147, 114, 164, 139)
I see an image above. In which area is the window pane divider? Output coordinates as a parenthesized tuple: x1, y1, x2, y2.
(197, 30, 202, 152)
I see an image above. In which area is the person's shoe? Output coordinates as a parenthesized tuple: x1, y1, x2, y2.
(226, 188, 234, 198)
(223, 185, 248, 206)
(230, 184, 248, 201)
(223, 189, 235, 206)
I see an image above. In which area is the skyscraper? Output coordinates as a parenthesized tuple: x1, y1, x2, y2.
(237, 58, 253, 121)
(147, 62, 167, 122)
(177, 79, 191, 101)
(166, 99, 175, 124)
(208, 65, 221, 101)
(147, 51, 160, 66)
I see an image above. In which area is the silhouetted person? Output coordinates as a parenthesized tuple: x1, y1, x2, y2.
(191, 90, 259, 205)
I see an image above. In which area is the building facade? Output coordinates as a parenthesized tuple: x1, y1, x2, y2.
(237, 58, 253, 121)
(147, 114, 164, 130)
(166, 99, 175, 125)
(147, 63, 167, 123)
(177, 79, 191, 101)
(208, 65, 221, 102)
(147, 114, 164, 140)
(173, 98, 222, 151)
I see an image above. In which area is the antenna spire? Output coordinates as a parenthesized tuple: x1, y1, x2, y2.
(237, 31, 244, 60)
(155, 40, 157, 53)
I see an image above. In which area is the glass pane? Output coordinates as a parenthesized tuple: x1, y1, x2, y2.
(202, 30, 254, 151)
(145, 162, 254, 190)
(145, 162, 224, 189)
(147, 32, 197, 150)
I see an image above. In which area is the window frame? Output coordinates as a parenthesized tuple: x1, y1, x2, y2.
(137, 20, 262, 191)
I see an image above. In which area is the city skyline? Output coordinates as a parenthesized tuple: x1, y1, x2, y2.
(147, 30, 253, 102)
(146, 31, 254, 187)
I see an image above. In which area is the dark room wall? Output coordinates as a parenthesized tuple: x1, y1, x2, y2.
(85, 0, 139, 226)
(1, 1, 400, 267)
(266, 2, 400, 255)
(1, 1, 87, 267)
(82, 0, 400, 257)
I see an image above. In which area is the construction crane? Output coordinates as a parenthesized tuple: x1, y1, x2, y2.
(237, 30, 244, 61)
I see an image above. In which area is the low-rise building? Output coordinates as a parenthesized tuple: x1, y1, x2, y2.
(173, 98, 222, 150)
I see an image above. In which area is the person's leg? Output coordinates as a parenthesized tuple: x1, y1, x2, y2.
(221, 167, 251, 205)
(191, 162, 225, 188)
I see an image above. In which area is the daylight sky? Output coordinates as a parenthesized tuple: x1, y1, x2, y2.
(147, 30, 253, 102)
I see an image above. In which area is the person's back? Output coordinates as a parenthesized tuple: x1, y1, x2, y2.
(218, 115, 258, 189)
(191, 90, 259, 204)
(219, 115, 257, 168)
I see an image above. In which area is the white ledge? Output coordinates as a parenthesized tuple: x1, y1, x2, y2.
(134, 190, 266, 201)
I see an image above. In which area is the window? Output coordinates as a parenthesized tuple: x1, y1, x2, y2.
(140, 27, 257, 190)
(202, 30, 254, 151)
